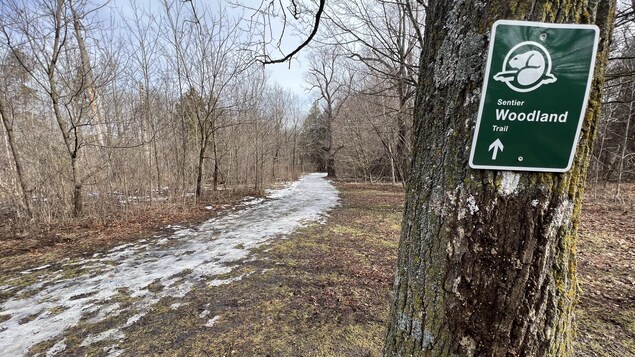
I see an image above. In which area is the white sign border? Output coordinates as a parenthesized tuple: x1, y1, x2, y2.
(468, 19, 600, 173)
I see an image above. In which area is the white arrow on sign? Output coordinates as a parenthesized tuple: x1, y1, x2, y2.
(488, 139, 504, 160)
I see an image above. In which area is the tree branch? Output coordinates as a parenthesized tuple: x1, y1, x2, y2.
(262, 0, 325, 64)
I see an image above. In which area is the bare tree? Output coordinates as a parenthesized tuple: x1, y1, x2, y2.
(319, 0, 424, 181)
(2, 0, 94, 216)
(306, 46, 353, 177)
(0, 52, 32, 218)
(166, 2, 249, 199)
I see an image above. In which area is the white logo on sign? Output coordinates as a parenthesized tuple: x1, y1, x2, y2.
(493, 41, 557, 93)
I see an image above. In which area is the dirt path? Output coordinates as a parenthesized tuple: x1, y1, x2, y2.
(0, 173, 339, 356)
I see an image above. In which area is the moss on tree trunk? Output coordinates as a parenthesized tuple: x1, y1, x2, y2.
(383, 1, 616, 356)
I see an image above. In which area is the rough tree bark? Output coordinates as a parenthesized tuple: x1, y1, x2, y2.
(384, 1, 616, 356)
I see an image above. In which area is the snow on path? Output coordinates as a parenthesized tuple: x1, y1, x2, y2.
(0, 173, 339, 356)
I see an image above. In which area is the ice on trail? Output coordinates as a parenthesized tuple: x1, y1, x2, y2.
(0, 173, 339, 356)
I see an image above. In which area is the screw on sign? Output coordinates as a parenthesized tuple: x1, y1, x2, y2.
(469, 20, 599, 173)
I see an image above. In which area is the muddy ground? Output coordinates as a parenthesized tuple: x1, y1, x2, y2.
(0, 181, 633, 356)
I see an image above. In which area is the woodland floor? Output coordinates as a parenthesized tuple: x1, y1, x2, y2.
(575, 183, 635, 356)
(0, 180, 633, 356)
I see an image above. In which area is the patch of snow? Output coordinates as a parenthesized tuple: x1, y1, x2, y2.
(499, 171, 520, 196)
(80, 329, 124, 347)
(170, 303, 182, 310)
(531, 199, 540, 207)
(87, 303, 121, 323)
(209, 274, 246, 287)
(242, 197, 265, 206)
(466, 195, 479, 215)
(205, 316, 220, 327)
(46, 339, 67, 357)
(125, 313, 144, 327)
(173, 228, 194, 238)
(156, 238, 169, 245)
(0, 173, 339, 356)
(199, 309, 210, 318)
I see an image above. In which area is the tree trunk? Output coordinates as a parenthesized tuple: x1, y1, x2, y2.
(196, 134, 207, 201)
(212, 129, 219, 191)
(153, 137, 161, 196)
(389, 144, 397, 184)
(71, 157, 83, 217)
(0, 97, 32, 219)
(614, 82, 633, 200)
(396, 68, 410, 183)
(292, 133, 297, 176)
(592, 102, 612, 196)
(48, 0, 84, 218)
(384, 1, 616, 356)
(69, 0, 106, 148)
(326, 109, 336, 178)
(326, 156, 336, 178)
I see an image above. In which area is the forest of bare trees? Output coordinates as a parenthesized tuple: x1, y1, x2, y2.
(0, 0, 633, 230)
(591, 2, 635, 198)
(0, 0, 308, 228)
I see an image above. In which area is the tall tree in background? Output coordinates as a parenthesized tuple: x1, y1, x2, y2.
(299, 102, 327, 172)
(305, 47, 352, 177)
(322, 0, 423, 182)
(384, 1, 617, 356)
(0, 52, 32, 219)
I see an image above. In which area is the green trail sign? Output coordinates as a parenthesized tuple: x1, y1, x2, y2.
(469, 20, 599, 172)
